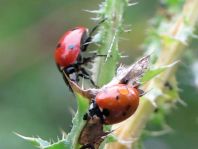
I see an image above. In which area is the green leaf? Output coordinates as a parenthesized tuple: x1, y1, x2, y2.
(64, 94, 89, 149)
(16, 133, 51, 148)
(17, 94, 89, 149)
(45, 141, 67, 149)
(45, 94, 89, 149)
(94, 0, 127, 86)
(141, 61, 178, 83)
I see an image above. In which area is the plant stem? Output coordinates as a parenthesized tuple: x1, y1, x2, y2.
(105, 0, 198, 148)
(93, 0, 127, 86)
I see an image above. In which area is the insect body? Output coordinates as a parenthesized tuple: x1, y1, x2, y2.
(54, 20, 106, 90)
(54, 27, 88, 67)
(85, 84, 140, 125)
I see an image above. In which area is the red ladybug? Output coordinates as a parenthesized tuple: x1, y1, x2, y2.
(54, 20, 105, 89)
(84, 84, 140, 125)
(54, 27, 88, 67)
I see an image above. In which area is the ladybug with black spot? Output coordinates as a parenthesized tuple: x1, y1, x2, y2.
(84, 84, 142, 125)
(54, 20, 105, 90)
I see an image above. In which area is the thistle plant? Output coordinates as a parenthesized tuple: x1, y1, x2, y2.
(17, 0, 198, 149)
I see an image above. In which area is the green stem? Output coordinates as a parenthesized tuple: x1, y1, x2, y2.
(93, 0, 128, 86)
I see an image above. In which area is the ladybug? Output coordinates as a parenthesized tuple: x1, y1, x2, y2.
(84, 84, 140, 125)
(54, 20, 105, 89)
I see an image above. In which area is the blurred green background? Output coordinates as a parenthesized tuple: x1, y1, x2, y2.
(0, 0, 197, 149)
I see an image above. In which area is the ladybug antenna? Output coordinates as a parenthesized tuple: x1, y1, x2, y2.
(63, 72, 100, 99)
(82, 18, 107, 51)
(82, 41, 95, 46)
(89, 18, 107, 36)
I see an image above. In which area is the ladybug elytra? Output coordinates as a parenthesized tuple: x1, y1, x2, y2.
(54, 27, 88, 67)
(84, 84, 140, 125)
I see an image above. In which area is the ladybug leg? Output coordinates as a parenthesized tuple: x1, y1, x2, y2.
(138, 88, 145, 97)
(79, 67, 98, 88)
(63, 66, 78, 81)
(80, 144, 95, 149)
(80, 53, 107, 65)
(78, 73, 97, 88)
(79, 73, 98, 88)
(77, 54, 83, 63)
(89, 19, 106, 36)
(88, 100, 104, 124)
(78, 73, 96, 87)
(82, 19, 106, 52)
(60, 66, 79, 92)
(132, 81, 145, 97)
(132, 81, 141, 88)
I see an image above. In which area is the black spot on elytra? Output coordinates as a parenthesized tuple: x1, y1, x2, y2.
(125, 105, 131, 111)
(102, 109, 110, 116)
(122, 111, 127, 116)
(56, 43, 61, 48)
(115, 96, 119, 100)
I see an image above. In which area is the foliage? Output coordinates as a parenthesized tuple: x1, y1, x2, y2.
(16, 0, 198, 149)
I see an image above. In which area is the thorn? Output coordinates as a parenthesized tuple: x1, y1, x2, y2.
(14, 132, 23, 137)
(68, 107, 76, 116)
(62, 131, 67, 139)
(150, 100, 158, 107)
(122, 26, 132, 33)
(145, 124, 173, 136)
(117, 137, 137, 148)
(123, 29, 132, 32)
(105, 30, 117, 62)
(91, 17, 101, 21)
(119, 37, 129, 41)
(192, 33, 198, 39)
(177, 98, 187, 107)
(128, 2, 138, 6)
(120, 55, 129, 58)
(145, 50, 155, 57)
(83, 9, 102, 14)
(82, 41, 95, 46)
(51, 139, 54, 143)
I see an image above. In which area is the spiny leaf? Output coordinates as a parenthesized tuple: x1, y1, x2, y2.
(45, 141, 67, 149)
(16, 133, 51, 148)
(17, 94, 89, 149)
(63, 93, 89, 149)
(83, 9, 104, 14)
(141, 61, 178, 83)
